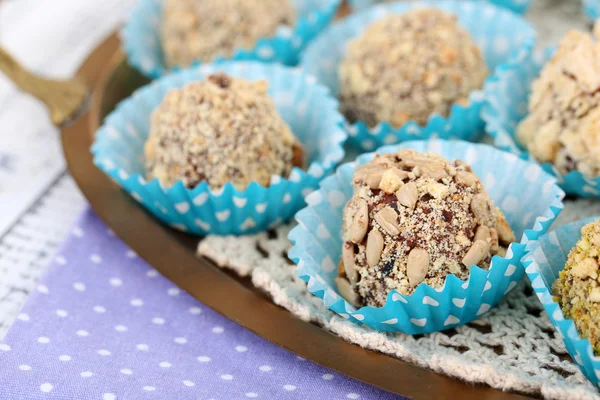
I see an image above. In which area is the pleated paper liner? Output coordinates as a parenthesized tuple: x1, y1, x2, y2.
(92, 62, 347, 235)
(482, 47, 600, 198)
(122, 0, 342, 79)
(348, 0, 533, 14)
(521, 217, 600, 389)
(584, 0, 600, 21)
(289, 139, 564, 334)
(301, 0, 536, 151)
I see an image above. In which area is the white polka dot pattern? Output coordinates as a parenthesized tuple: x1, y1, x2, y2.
(0, 212, 395, 399)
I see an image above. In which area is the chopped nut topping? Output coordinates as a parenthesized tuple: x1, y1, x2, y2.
(340, 150, 513, 306)
(346, 198, 369, 244)
(590, 287, 600, 303)
(145, 73, 300, 190)
(462, 240, 490, 267)
(490, 227, 499, 249)
(420, 163, 448, 180)
(470, 193, 490, 222)
(379, 169, 404, 194)
(354, 164, 386, 189)
(427, 182, 449, 199)
(516, 26, 600, 178)
(592, 234, 600, 248)
(335, 277, 361, 307)
(374, 206, 400, 236)
(396, 182, 418, 209)
(496, 213, 516, 245)
(407, 248, 430, 287)
(456, 233, 471, 246)
(338, 8, 487, 128)
(553, 219, 600, 354)
(474, 225, 492, 244)
(392, 169, 409, 181)
(161, 0, 295, 67)
(342, 242, 358, 283)
(366, 229, 384, 267)
(455, 171, 478, 187)
(572, 257, 599, 279)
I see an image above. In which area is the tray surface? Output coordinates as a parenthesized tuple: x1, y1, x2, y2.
(61, 32, 533, 400)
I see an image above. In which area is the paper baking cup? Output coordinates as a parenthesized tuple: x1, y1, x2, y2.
(348, 0, 532, 14)
(584, 0, 600, 21)
(121, 0, 341, 79)
(92, 62, 347, 236)
(483, 48, 600, 198)
(301, 1, 536, 152)
(289, 139, 564, 334)
(521, 217, 600, 389)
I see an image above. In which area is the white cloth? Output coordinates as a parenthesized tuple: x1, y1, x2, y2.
(0, 0, 134, 237)
(0, 0, 134, 337)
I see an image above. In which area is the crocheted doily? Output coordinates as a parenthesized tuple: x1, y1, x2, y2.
(198, 199, 600, 400)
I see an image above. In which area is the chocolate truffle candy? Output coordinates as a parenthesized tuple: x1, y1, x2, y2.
(144, 73, 303, 190)
(338, 8, 488, 128)
(161, 0, 295, 67)
(517, 26, 600, 178)
(337, 150, 514, 307)
(553, 220, 600, 354)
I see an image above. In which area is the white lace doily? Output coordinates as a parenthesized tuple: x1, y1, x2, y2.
(198, 199, 600, 400)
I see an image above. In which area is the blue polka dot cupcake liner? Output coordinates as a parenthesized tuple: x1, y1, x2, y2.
(300, 0, 536, 152)
(121, 0, 342, 79)
(288, 139, 564, 334)
(348, 0, 533, 14)
(482, 47, 600, 198)
(91, 61, 347, 236)
(584, 0, 600, 21)
(521, 217, 600, 389)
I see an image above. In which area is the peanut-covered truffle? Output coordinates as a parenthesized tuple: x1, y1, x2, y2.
(144, 73, 303, 190)
(336, 150, 514, 307)
(553, 220, 600, 354)
(161, 0, 295, 67)
(517, 26, 600, 178)
(338, 8, 488, 128)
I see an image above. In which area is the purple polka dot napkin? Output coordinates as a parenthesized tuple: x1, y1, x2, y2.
(0, 210, 403, 400)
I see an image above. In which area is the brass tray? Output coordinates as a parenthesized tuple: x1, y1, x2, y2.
(61, 32, 533, 400)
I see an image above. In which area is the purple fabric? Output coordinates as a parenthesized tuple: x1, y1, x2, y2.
(0, 210, 403, 400)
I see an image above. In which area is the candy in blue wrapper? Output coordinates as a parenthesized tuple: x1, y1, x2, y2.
(348, 0, 532, 14)
(301, 0, 536, 152)
(521, 217, 600, 389)
(483, 47, 600, 198)
(289, 139, 564, 334)
(92, 62, 347, 235)
(122, 0, 341, 79)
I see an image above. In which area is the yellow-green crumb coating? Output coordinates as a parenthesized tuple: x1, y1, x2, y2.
(553, 219, 600, 355)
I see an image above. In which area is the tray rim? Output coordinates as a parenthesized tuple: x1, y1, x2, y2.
(61, 31, 535, 400)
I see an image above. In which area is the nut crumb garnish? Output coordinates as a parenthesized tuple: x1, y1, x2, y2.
(517, 24, 600, 178)
(337, 150, 514, 307)
(144, 73, 302, 190)
(338, 8, 487, 128)
(553, 220, 600, 354)
(161, 0, 295, 67)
